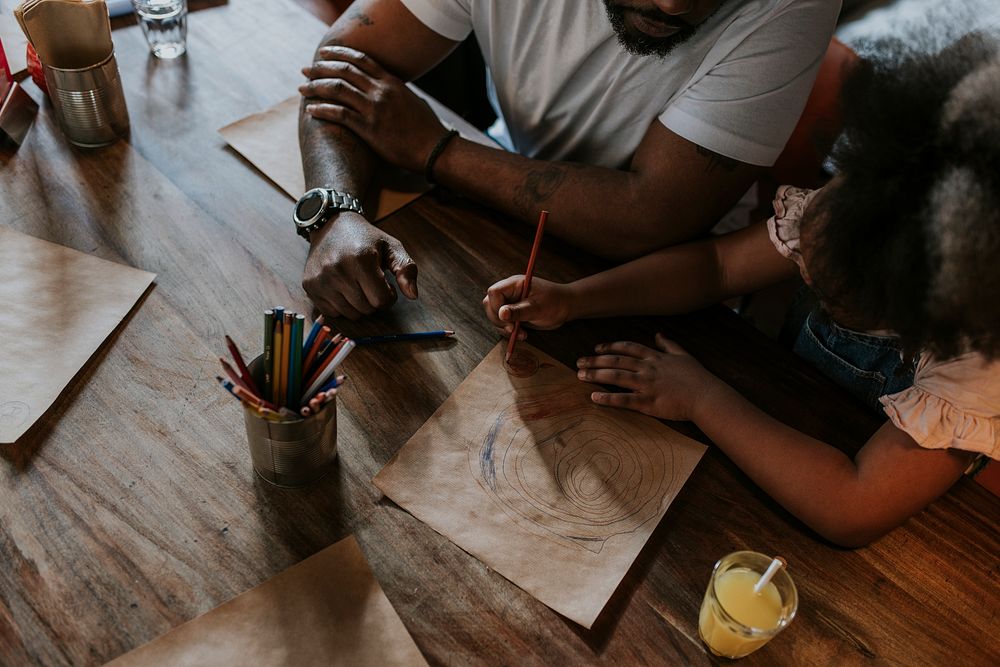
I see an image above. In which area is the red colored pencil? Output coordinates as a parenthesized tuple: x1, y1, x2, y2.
(302, 325, 331, 373)
(303, 338, 347, 391)
(222, 363, 279, 411)
(505, 210, 548, 362)
(225, 335, 261, 395)
(219, 358, 252, 393)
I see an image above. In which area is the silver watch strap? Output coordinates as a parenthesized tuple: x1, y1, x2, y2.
(328, 190, 364, 216)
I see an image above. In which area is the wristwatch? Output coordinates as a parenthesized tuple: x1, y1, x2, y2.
(292, 187, 364, 241)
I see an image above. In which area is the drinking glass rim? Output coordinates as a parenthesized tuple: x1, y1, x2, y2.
(708, 550, 799, 636)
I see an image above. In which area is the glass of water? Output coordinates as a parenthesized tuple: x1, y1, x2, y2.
(131, 0, 188, 59)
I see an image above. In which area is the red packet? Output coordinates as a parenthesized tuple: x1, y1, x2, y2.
(0, 37, 11, 101)
(26, 42, 47, 95)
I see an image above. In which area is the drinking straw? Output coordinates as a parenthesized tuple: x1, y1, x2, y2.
(505, 210, 548, 362)
(754, 556, 787, 595)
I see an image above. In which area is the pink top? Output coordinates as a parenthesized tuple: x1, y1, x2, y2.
(767, 185, 1000, 460)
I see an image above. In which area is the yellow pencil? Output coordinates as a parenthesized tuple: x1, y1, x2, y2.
(273, 320, 284, 406)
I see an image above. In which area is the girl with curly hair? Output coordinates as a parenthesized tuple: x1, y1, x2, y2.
(482, 34, 1000, 547)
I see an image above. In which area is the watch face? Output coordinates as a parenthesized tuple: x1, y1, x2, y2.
(296, 191, 324, 223)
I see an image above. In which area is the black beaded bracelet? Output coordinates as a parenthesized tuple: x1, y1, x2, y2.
(424, 129, 459, 184)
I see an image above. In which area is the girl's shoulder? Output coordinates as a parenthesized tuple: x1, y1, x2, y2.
(880, 352, 1000, 460)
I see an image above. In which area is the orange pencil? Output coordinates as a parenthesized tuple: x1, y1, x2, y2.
(280, 313, 292, 406)
(302, 339, 346, 391)
(506, 210, 548, 362)
(302, 325, 331, 374)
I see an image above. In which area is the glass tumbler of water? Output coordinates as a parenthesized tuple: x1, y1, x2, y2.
(131, 0, 188, 59)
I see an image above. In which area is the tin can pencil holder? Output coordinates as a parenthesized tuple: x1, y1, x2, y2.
(42, 51, 129, 148)
(244, 356, 338, 487)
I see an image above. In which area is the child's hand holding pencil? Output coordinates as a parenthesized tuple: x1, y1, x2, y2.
(482, 276, 577, 340)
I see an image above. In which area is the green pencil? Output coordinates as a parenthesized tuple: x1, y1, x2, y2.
(263, 309, 275, 403)
(288, 314, 305, 409)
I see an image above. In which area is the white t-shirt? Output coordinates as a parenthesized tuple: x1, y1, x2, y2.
(400, 0, 841, 168)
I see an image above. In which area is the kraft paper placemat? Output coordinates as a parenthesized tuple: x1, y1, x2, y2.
(374, 343, 707, 628)
(0, 226, 155, 444)
(107, 535, 428, 667)
(218, 86, 499, 221)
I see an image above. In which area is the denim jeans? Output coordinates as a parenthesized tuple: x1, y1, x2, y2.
(793, 306, 916, 412)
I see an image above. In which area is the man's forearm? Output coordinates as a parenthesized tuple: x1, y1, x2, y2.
(430, 135, 759, 260)
(299, 101, 376, 200)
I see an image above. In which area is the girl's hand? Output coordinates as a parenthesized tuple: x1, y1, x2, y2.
(576, 334, 724, 422)
(482, 276, 577, 339)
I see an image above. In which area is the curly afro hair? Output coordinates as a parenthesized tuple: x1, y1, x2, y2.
(803, 32, 1000, 360)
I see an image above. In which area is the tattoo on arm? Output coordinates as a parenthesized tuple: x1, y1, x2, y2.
(696, 145, 739, 173)
(512, 166, 568, 217)
(345, 7, 374, 26)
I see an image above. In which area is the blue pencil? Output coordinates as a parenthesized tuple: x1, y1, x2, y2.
(302, 314, 324, 355)
(216, 376, 240, 400)
(316, 374, 347, 394)
(354, 330, 455, 345)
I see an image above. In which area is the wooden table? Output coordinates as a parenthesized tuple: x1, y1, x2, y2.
(2, 1, 997, 664)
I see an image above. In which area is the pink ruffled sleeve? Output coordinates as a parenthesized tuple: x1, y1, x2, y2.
(879, 352, 1000, 460)
(765, 185, 819, 275)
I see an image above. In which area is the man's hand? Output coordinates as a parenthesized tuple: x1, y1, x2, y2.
(576, 334, 726, 422)
(300, 46, 448, 173)
(482, 276, 577, 340)
(302, 211, 418, 319)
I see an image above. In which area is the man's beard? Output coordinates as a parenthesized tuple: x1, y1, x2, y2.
(603, 1, 711, 57)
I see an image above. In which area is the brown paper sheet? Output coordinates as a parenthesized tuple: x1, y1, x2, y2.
(14, 0, 113, 69)
(218, 87, 499, 220)
(0, 226, 155, 444)
(374, 343, 707, 628)
(106, 535, 429, 667)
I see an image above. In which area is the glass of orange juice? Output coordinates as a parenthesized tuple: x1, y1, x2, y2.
(698, 551, 798, 659)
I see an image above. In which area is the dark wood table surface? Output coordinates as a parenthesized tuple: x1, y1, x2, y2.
(1, 1, 997, 665)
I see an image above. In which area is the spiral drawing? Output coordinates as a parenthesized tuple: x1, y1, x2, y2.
(472, 385, 675, 553)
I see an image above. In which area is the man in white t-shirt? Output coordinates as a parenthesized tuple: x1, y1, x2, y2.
(295, 0, 841, 319)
